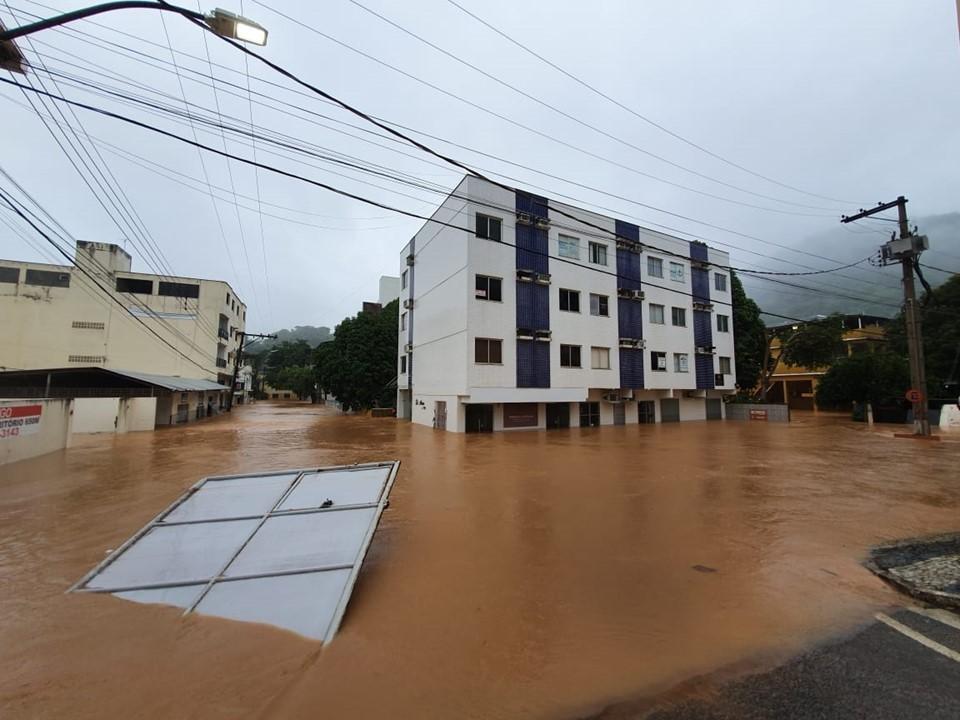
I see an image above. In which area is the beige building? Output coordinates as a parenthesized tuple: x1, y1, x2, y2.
(0, 240, 246, 386)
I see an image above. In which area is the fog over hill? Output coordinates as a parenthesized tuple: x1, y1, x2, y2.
(245, 325, 332, 354)
(741, 212, 960, 323)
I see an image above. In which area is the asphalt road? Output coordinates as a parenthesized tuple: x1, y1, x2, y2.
(626, 608, 960, 720)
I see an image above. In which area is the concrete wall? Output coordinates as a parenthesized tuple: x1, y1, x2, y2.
(0, 398, 73, 466)
(725, 403, 790, 422)
(118, 397, 157, 433)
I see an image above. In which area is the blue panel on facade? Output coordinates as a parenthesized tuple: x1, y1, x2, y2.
(615, 220, 640, 244)
(516, 223, 549, 274)
(516, 282, 550, 331)
(695, 354, 715, 390)
(689, 240, 709, 262)
(616, 248, 642, 291)
(517, 340, 550, 388)
(619, 347, 645, 389)
(516, 191, 549, 219)
(617, 297, 642, 339)
(691, 267, 710, 304)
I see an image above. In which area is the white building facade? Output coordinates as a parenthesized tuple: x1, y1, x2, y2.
(396, 177, 736, 432)
(0, 241, 246, 386)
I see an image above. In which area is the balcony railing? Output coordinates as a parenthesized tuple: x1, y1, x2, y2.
(216, 358, 228, 368)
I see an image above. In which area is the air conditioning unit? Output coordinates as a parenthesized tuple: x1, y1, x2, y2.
(616, 238, 639, 251)
(403, 343, 413, 353)
(516, 212, 533, 225)
(695, 345, 715, 355)
(617, 287, 633, 299)
(517, 269, 536, 283)
(534, 217, 550, 230)
(405, 254, 415, 266)
(693, 301, 713, 312)
(632, 289, 645, 301)
(534, 272, 551, 285)
(692, 260, 710, 270)
(534, 329, 551, 342)
(516, 327, 535, 340)
(619, 337, 639, 348)
(403, 298, 414, 309)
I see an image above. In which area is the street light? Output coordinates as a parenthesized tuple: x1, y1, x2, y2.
(0, 2, 268, 73)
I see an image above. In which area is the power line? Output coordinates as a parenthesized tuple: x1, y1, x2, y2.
(440, 0, 859, 208)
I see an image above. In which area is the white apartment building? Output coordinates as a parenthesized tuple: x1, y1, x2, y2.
(396, 176, 736, 432)
(0, 240, 246, 386)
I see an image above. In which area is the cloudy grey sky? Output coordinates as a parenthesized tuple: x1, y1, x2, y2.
(1, 0, 958, 332)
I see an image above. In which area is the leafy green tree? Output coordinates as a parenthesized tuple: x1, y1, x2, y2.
(815, 351, 910, 408)
(274, 365, 318, 401)
(316, 300, 398, 411)
(731, 272, 765, 395)
(886, 274, 960, 397)
(759, 314, 845, 400)
(264, 340, 313, 388)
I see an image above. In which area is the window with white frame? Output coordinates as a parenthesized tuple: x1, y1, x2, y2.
(588, 241, 608, 266)
(671, 307, 686, 327)
(591, 346, 610, 369)
(674, 353, 689, 373)
(558, 234, 580, 259)
(717, 314, 730, 333)
(651, 351, 667, 371)
(589, 293, 609, 317)
(559, 288, 580, 312)
(560, 344, 582, 368)
(476, 214, 502, 241)
(649, 303, 665, 324)
(669, 262, 685, 282)
(719, 356, 732, 374)
(400, 355, 407, 374)
(715, 273, 727, 292)
(647, 256, 663, 278)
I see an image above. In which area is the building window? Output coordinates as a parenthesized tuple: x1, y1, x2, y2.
(715, 273, 727, 292)
(674, 353, 689, 373)
(476, 214, 502, 242)
(158, 281, 200, 298)
(589, 293, 609, 317)
(25, 269, 70, 288)
(591, 346, 610, 369)
(475, 337, 502, 364)
(475, 274, 502, 301)
(560, 344, 581, 368)
(647, 256, 663, 278)
(719, 356, 732, 374)
(717, 314, 730, 333)
(401, 269, 408, 289)
(588, 241, 608, 266)
(400, 312, 407, 331)
(651, 351, 667, 372)
(226, 292, 231, 304)
(400, 355, 407, 374)
(579, 402, 600, 427)
(0, 266, 19, 284)
(559, 288, 580, 312)
(649, 303, 665, 324)
(671, 307, 687, 327)
(116, 277, 153, 294)
(669, 262, 685, 282)
(558, 234, 580, 259)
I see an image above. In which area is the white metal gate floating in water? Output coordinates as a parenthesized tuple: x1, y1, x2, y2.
(70, 461, 400, 643)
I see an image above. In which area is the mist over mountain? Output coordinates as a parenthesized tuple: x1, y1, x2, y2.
(245, 325, 332, 353)
(741, 212, 960, 322)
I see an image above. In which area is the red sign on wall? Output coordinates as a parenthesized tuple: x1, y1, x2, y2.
(749, 409, 768, 421)
(0, 404, 43, 439)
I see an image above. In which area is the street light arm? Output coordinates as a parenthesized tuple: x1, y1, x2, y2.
(0, 1, 203, 42)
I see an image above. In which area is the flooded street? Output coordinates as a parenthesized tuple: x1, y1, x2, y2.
(1, 404, 958, 719)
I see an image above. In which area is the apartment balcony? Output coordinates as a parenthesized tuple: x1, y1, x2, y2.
(216, 358, 228, 369)
(218, 327, 230, 340)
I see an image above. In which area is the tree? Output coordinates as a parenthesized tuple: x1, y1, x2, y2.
(815, 351, 910, 408)
(263, 340, 313, 388)
(731, 272, 765, 395)
(886, 274, 960, 397)
(759, 314, 845, 400)
(315, 300, 398, 411)
(273, 365, 317, 401)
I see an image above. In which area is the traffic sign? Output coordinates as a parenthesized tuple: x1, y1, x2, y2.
(905, 388, 923, 403)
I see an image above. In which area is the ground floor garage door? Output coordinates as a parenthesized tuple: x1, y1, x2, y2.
(706, 398, 722, 420)
(546, 403, 570, 429)
(638, 400, 656, 424)
(660, 398, 680, 423)
(465, 404, 493, 433)
(613, 403, 626, 425)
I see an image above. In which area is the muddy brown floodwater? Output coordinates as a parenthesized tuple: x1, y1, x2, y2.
(1, 403, 958, 719)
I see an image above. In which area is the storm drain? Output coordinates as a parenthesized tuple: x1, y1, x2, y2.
(70, 461, 400, 642)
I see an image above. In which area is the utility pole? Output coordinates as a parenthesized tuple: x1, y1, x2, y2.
(228, 331, 276, 410)
(841, 197, 930, 436)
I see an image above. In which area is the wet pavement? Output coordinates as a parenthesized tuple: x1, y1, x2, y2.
(0, 404, 958, 719)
